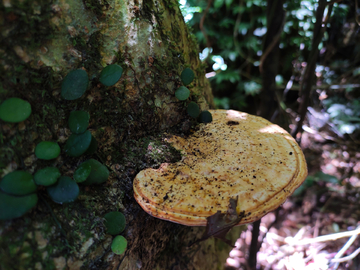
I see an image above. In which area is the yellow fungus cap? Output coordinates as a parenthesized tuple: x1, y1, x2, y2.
(133, 110, 307, 226)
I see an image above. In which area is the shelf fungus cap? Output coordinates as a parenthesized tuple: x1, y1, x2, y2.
(133, 110, 307, 226)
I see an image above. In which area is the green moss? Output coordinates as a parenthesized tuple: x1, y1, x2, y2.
(83, 0, 108, 17)
(0, 0, 55, 49)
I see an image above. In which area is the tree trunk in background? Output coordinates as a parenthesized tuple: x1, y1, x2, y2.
(250, 0, 284, 268)
(258, 0, 284, 119)
(0, 1, 242, 269)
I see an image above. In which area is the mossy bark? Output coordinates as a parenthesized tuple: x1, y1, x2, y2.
(0, 1, 241, 269)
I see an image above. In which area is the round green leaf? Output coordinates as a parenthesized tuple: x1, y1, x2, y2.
(84, 135, 98, 155)
(111, 236, 127, 255)
(99, 64, 123, 87)
(104, 212, 126, 235)
(0, 191, 38, 220)
(199, 110, 213, 123)
(69, 111, 90, 134)
(35, 141, 61, 160)
(175, 86, 190, 101)
(187, 102, 200, 118)
(74, 162, 91, 183)
(64, 130, 92, 157)
(47, 176, 79, 204)
(0, 171, 37, 196)
(181, 68, 195, 85)
(81, 159, 109, 185)
(61, 69, 89, 100)
(34, 167, 61, 186)
(0, 98, 31, 123)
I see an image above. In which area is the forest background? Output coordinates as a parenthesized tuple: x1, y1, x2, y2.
(181, 0, 360, 269)
(1, 0, 360, 269)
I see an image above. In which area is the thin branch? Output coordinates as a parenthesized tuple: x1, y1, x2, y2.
(330, 247, 360, 263)
(291, 0, 330, 139)
(285, 226, 360, 246)
(259, 12, 286, 74)
(330, 225, 360, 269)
(200, 0, 213, 48)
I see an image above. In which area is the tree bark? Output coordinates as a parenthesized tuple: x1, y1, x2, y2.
(0, 1, 242, 269)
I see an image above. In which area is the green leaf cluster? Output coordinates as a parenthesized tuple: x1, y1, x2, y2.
(65, 111, 97, 157)
(174, 68, 212, 123)
(0, 171, 38, 220)
(105, 211, 127, 255)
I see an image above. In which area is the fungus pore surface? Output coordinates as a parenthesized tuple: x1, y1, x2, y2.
(133, 110, 307, 226)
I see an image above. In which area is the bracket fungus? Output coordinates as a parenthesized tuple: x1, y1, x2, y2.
(133, 110, 307, 226)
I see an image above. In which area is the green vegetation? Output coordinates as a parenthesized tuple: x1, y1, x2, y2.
(69, 111, 90, 134)
(0, 171, 36, 196)
(199, 110, 212, 123)
(104, 211, 126, 235)
(73, 162, 92, 183)
(187, 101, 200, 118)
(180, 67, 195, 85)
(183, 0, 356, 119)
(0, 191, 38, 220)
(46, 176, 79, 204)
(61, 69, 89, 100)
(84, 135, 98, 155)
(0, 66, 109, 219)
(80, 159, 110, 185)
(99, 64, 123, 86)
(111, 235, 127, 255)
(35, 141, 61, 160)
(34, 167, 61, 186)
(0, 98, 31, 123)
(64, 130, 92, 157)
(175, 86, 190, 100)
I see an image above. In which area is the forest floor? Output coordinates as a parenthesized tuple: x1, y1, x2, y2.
(224, 122, 360, 270)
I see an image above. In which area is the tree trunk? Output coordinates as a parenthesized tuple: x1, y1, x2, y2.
(258, 0, 284, 119)
(0, 0, 242, 269)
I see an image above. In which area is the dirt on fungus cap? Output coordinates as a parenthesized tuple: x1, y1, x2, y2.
(133, 110, 307, 226)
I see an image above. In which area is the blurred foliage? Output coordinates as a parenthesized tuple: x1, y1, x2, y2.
(292, 171, 340, 197)
(181, 0, 360, 134)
